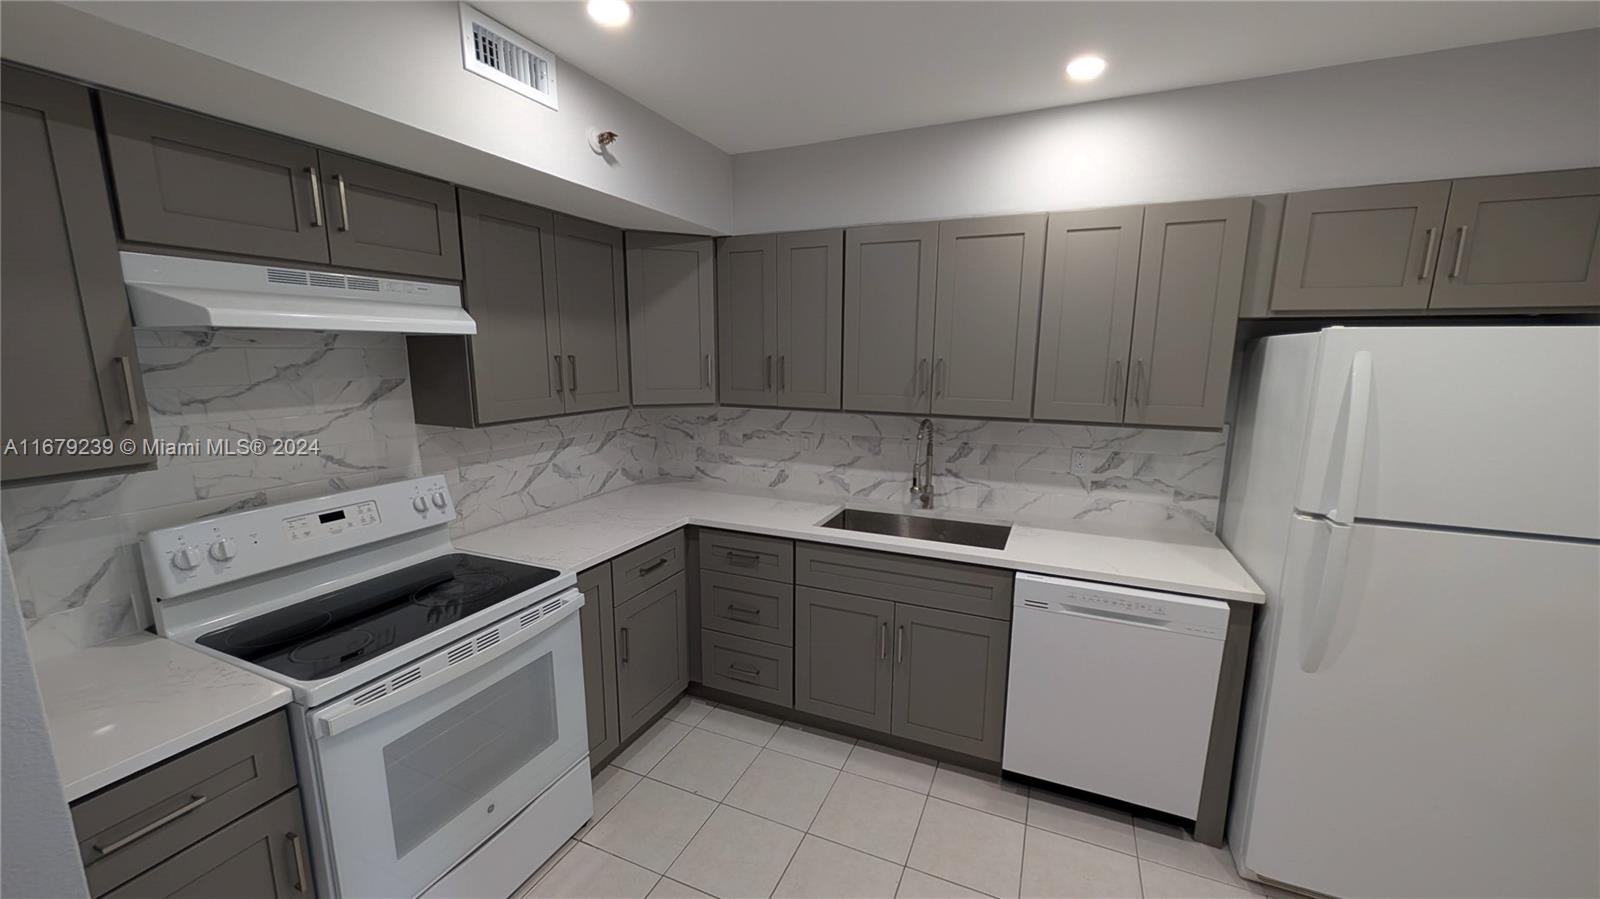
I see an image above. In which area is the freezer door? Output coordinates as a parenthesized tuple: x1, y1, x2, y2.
(1296, 326, 1600, 539)
(1238, 517, 1599, 898)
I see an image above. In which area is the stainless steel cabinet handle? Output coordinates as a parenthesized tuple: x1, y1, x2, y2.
(638, 557, 668, 574)
(879, 622, 888, 660)
(778, 355, 786, 392)
(935, 358, 947, 398)
(334, 174, 350, 232)
(765, 355, 774, 390)
(94, 794, 207, 856)
(916, 358, 929, 398)
(1131, 360, 1145, 407)
(895, 626, 904, 664)
(726, 662, 760, 682)
(703, 354, 711, 388)
(115, 356, 139, 426)
(287, 830, 310, 894)
(619, 627, 629, 663)
(1109, 359, 1123, 409)
(568, 355, 578, 392)
(726, 603, 761, 620)
(725, 550, 761, 566)
(1418, 227, 1437, 280)
(1450, 225, 1469, 279)
(553, 355, 564, 393)
(1142, 359, 1152, 406)
(306, 167, 322, 228)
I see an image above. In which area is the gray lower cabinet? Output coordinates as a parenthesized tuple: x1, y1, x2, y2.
(1270, 181, 1451, 313)
(890, 604, 1010, 761)
(101, 790, 310, 899)
(1429, 168, 1600, 310)
(701, 630, 794, 707)
(578, 563, 621, 765)
(614, 571, 689, 739)
(793, 586, 895, 733)
(1125, 198, 1251, 429)
(776, 230, 845, 409)
(842, 222, 939, 414)
(717, 234, 779, 406)
(931, 214, 1046, 419)
(699, 530, 794, 582)
(316, 151, 462, 281)
(1, 65, 154, 482)
(700, 571, 793, 646)
(1032, 206, 1143, 424)
(554, 215, 632, 413)
(627, 233, 716, 405)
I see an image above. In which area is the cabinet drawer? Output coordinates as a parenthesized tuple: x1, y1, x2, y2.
(73, 711, 297, 897)
(701, 631, 793, 708)
(101, 788, 310, 899)
(795, 543, 1012, 620)
(612, 531, 686, 601)
(701, 571, 794, 646)
(699, 530, 793, 582)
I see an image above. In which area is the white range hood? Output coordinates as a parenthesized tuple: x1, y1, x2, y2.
(120, 252, 476, 334)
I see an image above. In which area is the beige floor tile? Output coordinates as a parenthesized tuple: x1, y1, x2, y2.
(1025, 790, 1135, 856)
(527, 842, 660, 899)
(907, 797, 1025, 899)
(698, 705, 783, 746)
(1134, 818, 1258, 892)
(512, 839, 577, 898)
(930, 764, 1028, 823)
(649, 728, 761, 801)
(896, 868, 990, 899)
(767, 721, 857, 769)
(591, 766, 643, 821)
(613, 718, 692, 775)
(583, 778, 717, 873)
(843, 741, 937, 793)
(1019, 827, 1142, 899)
(774, 835, 905, 899)
(666, 806, 803, 899)
(663, 695, 719, 727)
(724, 748, 840, 830)
(1139, 860, 1263, 898)
(647, 878, 716, 899)
(810, 772, 928, 864)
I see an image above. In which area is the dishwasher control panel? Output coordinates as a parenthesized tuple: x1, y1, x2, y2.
(1014, 572, 1229, 639)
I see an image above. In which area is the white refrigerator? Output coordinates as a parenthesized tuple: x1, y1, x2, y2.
(1222, 325, 1600, 899)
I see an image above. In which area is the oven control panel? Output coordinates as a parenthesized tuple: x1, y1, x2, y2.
(285, 500, 381, 543)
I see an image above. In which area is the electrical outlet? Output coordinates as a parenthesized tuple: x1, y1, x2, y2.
(1070, 449, 1111, 476)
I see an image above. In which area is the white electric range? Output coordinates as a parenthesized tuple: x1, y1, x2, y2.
(142, 476, 592, 899)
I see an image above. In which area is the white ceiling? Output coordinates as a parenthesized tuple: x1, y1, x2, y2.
(481, 1, 1599, 154)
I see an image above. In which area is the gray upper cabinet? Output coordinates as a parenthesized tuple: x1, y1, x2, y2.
(1270, 181, 1450, 313)
(578, 564, 621, 766)
(627, 233, 716, 405)
(317, 151, 462, 281)
(2, 66, 154, 482)
(1125, 198, 1251, 429)
(1428, 168, 1600, 310)
(793, 587, 894, 733)
(890, 603, 1009, 762)
(554, 215, 631, 413)
(1033, 206, 1143, 424)
(931, 215, 1045, 419)
(843, 222, 939, 414)
(776, 230, 845, 409)
(717, 234, 779, 406)
(614, 571, 688, 739)
(99, 92, 330, 265)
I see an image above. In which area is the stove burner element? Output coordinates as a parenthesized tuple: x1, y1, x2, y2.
(289, 629, 375, 664)
(412, 572, 509, 607)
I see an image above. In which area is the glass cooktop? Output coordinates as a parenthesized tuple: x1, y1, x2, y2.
(197, 553, 562, 681)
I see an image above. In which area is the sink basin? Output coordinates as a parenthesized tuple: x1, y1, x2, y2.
(820, 509, 1012, 550)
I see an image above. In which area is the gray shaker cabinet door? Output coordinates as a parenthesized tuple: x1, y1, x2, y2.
(2, 67, 155, 482)
(100, 789, 310, 899)
(614, 572, 688, 740)
(842, 223, 938, 414)
(554, 215, 632, 413)
(318, 150, 462, 281)
(627, 233, 716, 405)
(890, 604, 1010, 762)
(776, 229, 844, 410)
(1033, 206, 1142, 424)
(1125, 198, 1251, 429)
(458, 189, 564, 423)
(1429, 168, 1600, 310)
(717, 234, 779, 406)
(578, 564, 621, 765)
(98, 92, 329, 265)
(931, 214, 1046, 419)
(793, 587, 894, 735)
(1270, 181, 1450, 313)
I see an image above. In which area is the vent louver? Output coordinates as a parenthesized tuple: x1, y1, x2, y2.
(446, 642, 475, 665)
(476, 631, 501, 651)
(391, 668, 422, 690)
(267, 268, 308, 286)
(460, 4, 558, 110)
(351, 684, 388, 706)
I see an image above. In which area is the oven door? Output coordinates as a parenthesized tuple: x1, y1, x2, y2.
(307, 595, 587, 899)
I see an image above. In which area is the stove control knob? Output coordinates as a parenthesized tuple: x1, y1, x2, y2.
(412, 496, 429, 513)
(431, 491, 448, 509)
(209, 539, 236, 562)
(171, 546, 202, 571)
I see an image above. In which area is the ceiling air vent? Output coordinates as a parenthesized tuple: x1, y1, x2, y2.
(460, 4, 558, 110)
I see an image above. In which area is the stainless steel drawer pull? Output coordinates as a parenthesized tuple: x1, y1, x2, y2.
(1450, 225, 1469, 279)
(306, 167, 323, 228)
(725, 603, 761, 620)
(287, 831, 310, 894)
(726, 662, 761, 682)
(724, 550, 761, 565)
(115, 356, 139, 426)
(638, 557, 669, 575)
(1418, 227, 1437, 280)
(334, 174, 350, 231)
(619, 627, 629, 663)
(94, 794, 208, 856)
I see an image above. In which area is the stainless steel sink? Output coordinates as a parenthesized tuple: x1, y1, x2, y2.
(820, 509, 1012, 550)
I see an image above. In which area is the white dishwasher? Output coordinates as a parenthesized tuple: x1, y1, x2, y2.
(1003, 573, 1230, 819)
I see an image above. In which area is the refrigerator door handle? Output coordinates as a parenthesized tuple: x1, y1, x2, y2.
(1299, 519, 1353, 674)
(1324, 351, 1374, 526)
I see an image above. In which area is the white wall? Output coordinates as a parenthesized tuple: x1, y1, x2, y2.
(732, 30, 1600, 233)
(0, 1, 734, 233)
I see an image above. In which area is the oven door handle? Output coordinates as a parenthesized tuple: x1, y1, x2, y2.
(311, 589, 584, 740)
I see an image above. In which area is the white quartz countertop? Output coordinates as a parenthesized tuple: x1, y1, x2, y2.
(458, 483, 1264, 604)
(35, 633, 293, 802)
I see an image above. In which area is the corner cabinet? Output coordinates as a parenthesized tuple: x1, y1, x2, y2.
(2, 65, 154, 481)
(615, 572, 689, 739)
(627, 233, 716, 405)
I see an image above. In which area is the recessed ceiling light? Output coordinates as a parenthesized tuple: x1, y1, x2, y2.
(587, 0, 632, 28)
(1066, 55, 1107, 82)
